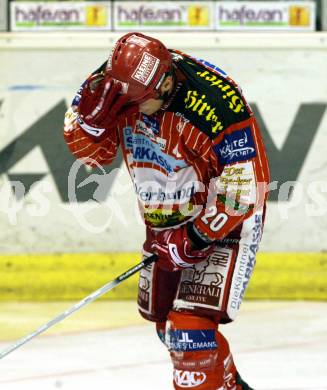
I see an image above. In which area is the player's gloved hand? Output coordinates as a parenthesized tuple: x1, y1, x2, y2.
(76, 74, 131, 138)
(151, 223, 215, 272)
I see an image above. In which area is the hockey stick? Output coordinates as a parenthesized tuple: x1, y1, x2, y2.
(0, 254, 157, 360)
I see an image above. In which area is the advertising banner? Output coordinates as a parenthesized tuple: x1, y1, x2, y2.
(11, 2, 112, 31)
(0, 0, 8, 31)
(215, 1, 316, 31)
(113, 1, 214, 31)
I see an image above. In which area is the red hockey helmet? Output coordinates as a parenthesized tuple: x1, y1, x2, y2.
(106, 32, 172, 103)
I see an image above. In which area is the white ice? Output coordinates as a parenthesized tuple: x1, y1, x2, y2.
(0, 301, 326, 390)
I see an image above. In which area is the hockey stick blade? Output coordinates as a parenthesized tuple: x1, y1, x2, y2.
(0, 254, 158, 360)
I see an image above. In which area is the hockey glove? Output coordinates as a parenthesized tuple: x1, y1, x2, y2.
(151, 223, 215, 272)
(77, 74, 131, 139)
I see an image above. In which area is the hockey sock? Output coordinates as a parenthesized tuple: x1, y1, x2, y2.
(216, 331, 254, 390)
(166, 311, 225, 390)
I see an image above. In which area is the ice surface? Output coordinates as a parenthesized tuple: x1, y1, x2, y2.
(0, 301, 326, 390)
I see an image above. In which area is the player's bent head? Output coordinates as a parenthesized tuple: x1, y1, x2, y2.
(106, 32, 174, 112)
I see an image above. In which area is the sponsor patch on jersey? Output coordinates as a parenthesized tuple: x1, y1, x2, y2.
(167, 329, 217, 352)
(195, 70, 246, 114)
(135, 120, 166, 149)
(143, 208, 190, 227)
(239, 213, 262, 300)
(123, 127, 187, 174)
(132, 52, 160, 86)
(167, 54, 250, 140)
(184, 90, 224, 134)
(142, 114, 160, 135)
(216, 161, 256, 206)
(136, 183, 196, 203)
(213, 127, 257, 165)
(228, 212, 263, 319)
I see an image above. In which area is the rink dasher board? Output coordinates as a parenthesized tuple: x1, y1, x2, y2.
(0, 252, 326, 301)
(1, 32, 327, 49)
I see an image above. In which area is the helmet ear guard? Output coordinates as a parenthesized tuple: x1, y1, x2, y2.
(106, 32, 173, 104)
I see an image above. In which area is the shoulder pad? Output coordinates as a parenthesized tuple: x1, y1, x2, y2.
(168, 56, 251, 140)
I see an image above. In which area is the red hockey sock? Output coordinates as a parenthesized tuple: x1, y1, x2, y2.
(216, 331, 253, 390)
(216, 331, 238, 389)
(166, 311, 225, 390)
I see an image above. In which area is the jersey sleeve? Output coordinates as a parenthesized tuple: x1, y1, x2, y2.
(193, 117, 270, 242)
(63, 106, 119, 167)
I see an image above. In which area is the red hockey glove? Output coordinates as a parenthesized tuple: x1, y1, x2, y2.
(151, 223, 215, 272)
(77, 74, 131, 139)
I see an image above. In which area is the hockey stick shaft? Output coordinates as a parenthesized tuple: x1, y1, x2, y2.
(0, 254, 157, 360)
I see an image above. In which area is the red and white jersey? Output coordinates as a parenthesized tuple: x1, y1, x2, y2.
(64, 53, 270, 243)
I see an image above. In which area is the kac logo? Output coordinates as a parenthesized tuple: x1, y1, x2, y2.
(174, 370, 207, 388)
(214, 127, 256, 165)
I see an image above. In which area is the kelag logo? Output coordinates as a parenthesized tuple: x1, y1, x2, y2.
(0, 100, 325, 202)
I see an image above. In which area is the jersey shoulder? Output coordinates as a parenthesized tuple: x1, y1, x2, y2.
(168, 50, 252, 141)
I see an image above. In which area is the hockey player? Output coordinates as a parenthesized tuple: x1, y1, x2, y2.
(63, 32, 270, 390)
